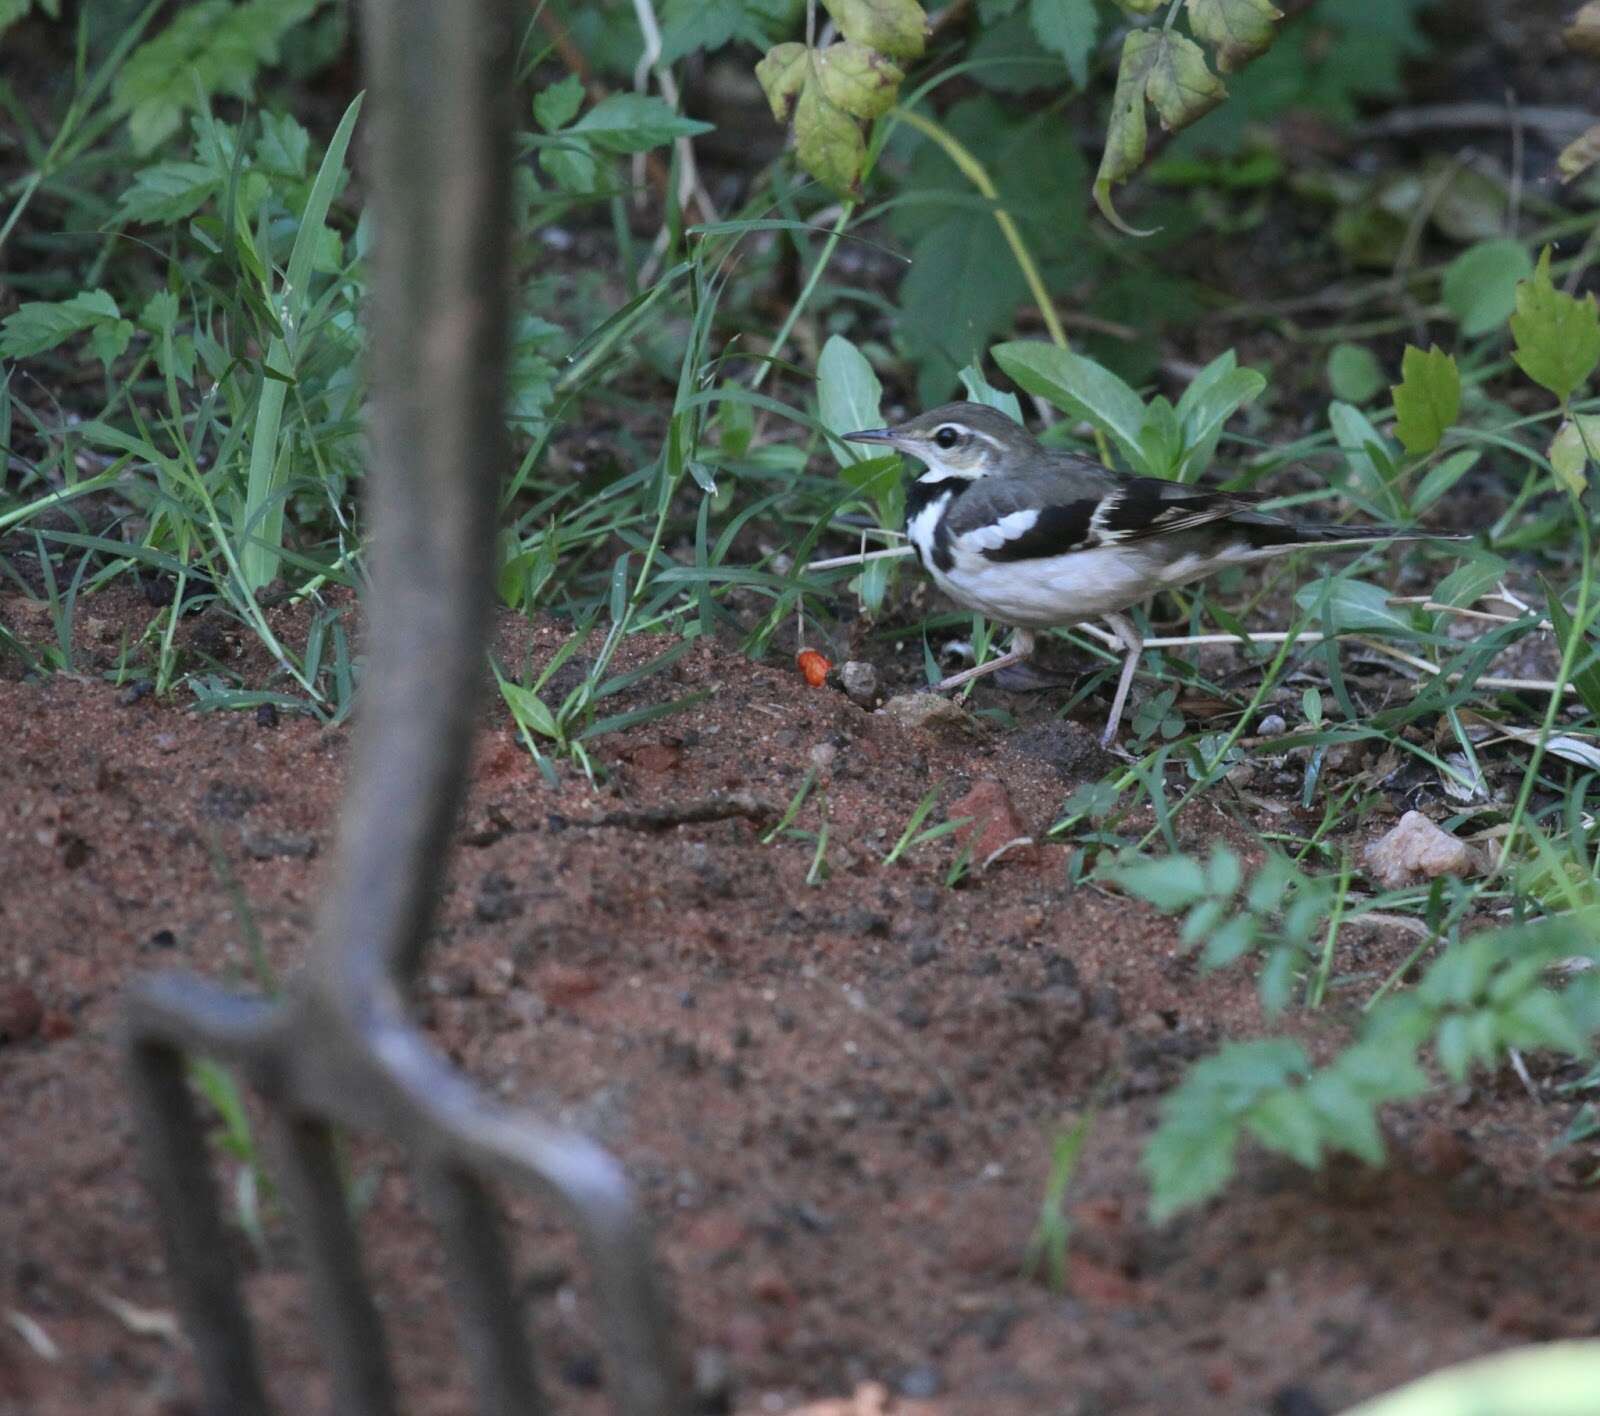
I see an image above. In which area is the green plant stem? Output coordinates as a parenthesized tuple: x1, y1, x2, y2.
(751, 199, 855, 392)
(1495, 506, 1593, 875)
(890, 107, 1069, 351)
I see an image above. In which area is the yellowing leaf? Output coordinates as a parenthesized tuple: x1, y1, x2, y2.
(821, 0, 927, 61)
(1143, 30, 1226, 131)
(1567, 0, 1600, 56)
(795, 76, 865, 196)
(1093, 29, 1223, 236)
(1549, 415, 1600, 496)
(1390, 344, 1460, 456)
(1186, 0, 1283, 72)
(1510, 247, 1600, 403)
(756, 42, 808, 122)
(813, 40, 904, 120)
(1559, 123, 1600, 184)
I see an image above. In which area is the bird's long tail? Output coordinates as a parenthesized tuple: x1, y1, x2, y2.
(1236, 522, 1469, 559)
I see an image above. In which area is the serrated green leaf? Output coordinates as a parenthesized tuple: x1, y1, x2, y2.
(1029, 0, 1098, 88)
(813, 40, 904, 120)
(255, 111, 310, 175)
(1327, 343, 1383, 404)
(1303, 1071, 1385, 1163)
(1441, 238, 1532, 337)
(534, 73, 585, 132)
(1180, 897, 1229, 949)
(113, 0, 320, 153)
(1186, 0, 1283, 72)
(1390, 344, 1460, 456)
(1200, 912, 1257, 969)
(1244, 1090, 1322, 1166)
(992, 340, 1149, 471)
(822, 0, 927, 60)
(573, 94, 714, 153)
(1548, 415, 1600, 496)
(1510, 247, 1600, 402)
(1205, 844, 1242, 899)
(1144, 1114, 1240, 1222)
(756, 41, 809, 122)
(116, 160, 220, 224)
(0, 289, 132, 370)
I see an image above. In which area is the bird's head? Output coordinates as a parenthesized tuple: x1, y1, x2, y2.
(844, 401, 1037, 479)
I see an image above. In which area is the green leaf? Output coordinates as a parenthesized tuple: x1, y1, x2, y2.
(1427, 550, 1505, 610)
(813, 40, 904, 120)
(821, 0, 927, 60)
(992, 341, 1149, 472)
(756, 41, 809, 122)
(1544, 581, 1600, 724)
(1390, 344, 1460, 456)
(0, 289, 133, 370)
(957, 364, 1024, 421)
(1510, 246, 1600, 403)
(1411, 447, 1481, 514)
(817, 334, 885, 468)
(113, 0, 320, 153)
(534, 74, 585, 132)
(498, 679, 560, 740)
(117, 160, 220, 224)
(1244, 1091, 1322, 1166)
(1028, 0, 1098, 88)
(1441, 238, 1532, 337)
(1200, 912, 1257, 969)
(1185, 0, 1283, 72)
(1294, 578, 1415, 636)
(572, 94, 714, 153)
(1327, 400, 1397, 502)
(1173, 362, 1265, 480)
(1137, 396, 1183, 478)
(1105, 853, 1209, 911)
(1326, 343, 1383, 404)
(1303, 1070, 1385, 1162)
(1548, 415, 1600, 497)
(903, 218, 1028, 403)
(1559, 123, 1600, 184)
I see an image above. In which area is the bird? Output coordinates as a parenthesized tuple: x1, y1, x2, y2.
(844, 400, 1466, 748)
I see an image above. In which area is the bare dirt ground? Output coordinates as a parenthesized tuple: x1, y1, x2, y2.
(4, 587, 1600, 1416)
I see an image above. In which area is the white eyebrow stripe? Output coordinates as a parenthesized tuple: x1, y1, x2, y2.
(962, 507, 1040, 550)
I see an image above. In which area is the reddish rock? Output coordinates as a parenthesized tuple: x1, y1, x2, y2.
(538, 965, 604, 1009)
(627, 741, 683, 773)
(950, 778, 1039, 868)
(750, 1266, 797, 1307)
(1067, 1253, 1143, 1309)
(0, 985, 43, 1043)
(39, 1011, 75, 1043)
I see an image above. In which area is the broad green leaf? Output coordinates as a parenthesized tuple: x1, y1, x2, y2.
(756, 41, 809, 122)
(958, 364, 1024, 421)
(1390, 344, 1460, 456)
(1029, 0, 1098, 88)
(1510, 247, 1600, 402)
(1294, 578, 1415, 636)
(992, 341, 1149, 471)
(1094, 28, 1224, 235)
(572, 94, 714, 153)
(1186, 0, 1283, 72)
(1341, 1345, 1600, 1416)
(1137, 396, 1183, 479)
(1327, 343, 1383, 404)
(1411, 447, 1480, 513)
(1104, 853, 1209, 911)
(817, 334, 885, 468)
(813, 40, 904, 120)
(1428, 551, 1505, 610)
(498, 679, 560, 740)
(822, 0, 927, 61)
(534, 74, 585, 132)
(1327, 400, 1397, 503)
(1548, 414, 1600, 496)
(1173, 364, 1265, 481)
(1441, 238, 1532, 337)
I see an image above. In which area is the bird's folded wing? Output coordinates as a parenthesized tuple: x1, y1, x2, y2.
(946, 474, 1269, 564)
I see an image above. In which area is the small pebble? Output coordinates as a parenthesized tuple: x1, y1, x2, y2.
(838, 660, 881, 709)
(809, 741, 838, 771)
(1257, 713, 1287, 736)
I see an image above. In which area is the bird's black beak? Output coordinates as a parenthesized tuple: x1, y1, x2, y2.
(843, 427, 898, 445)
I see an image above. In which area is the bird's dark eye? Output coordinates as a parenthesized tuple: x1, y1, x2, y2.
(933, 425, 961, 450)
